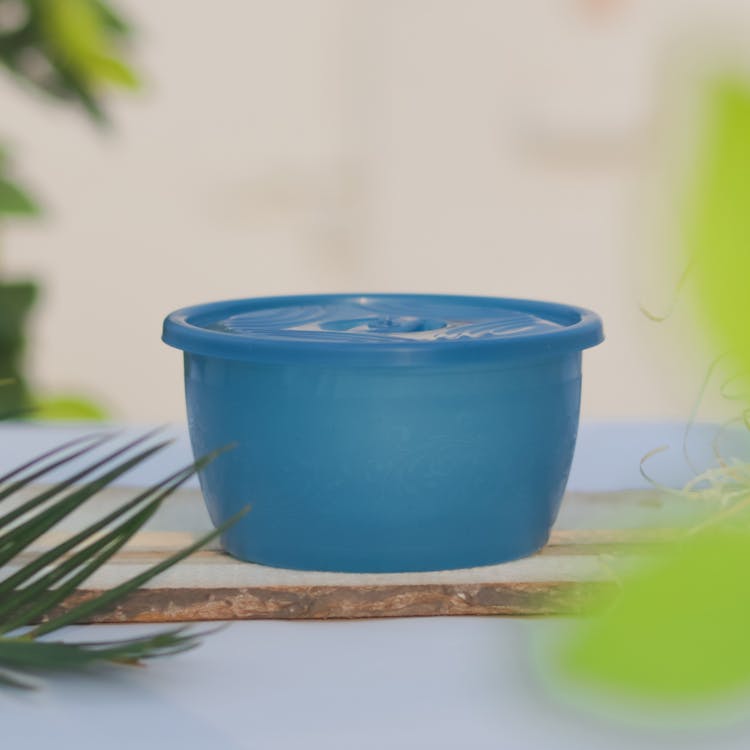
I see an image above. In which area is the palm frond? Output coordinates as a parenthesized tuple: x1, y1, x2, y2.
(0, 431, 107, 486)
(0, 431, 114, 503)
(0, 432, 243, 688)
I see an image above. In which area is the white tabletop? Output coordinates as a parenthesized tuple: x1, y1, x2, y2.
(3, 422, 749, 749)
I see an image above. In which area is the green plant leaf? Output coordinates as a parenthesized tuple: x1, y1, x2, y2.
(550, 526, 750, 707)
(0, 457, 207, 597)
(0, 628, 202, 673)
(0, 431, 107, 486)
(91, 0, 132, 35)
(0, 449, 224, 632)
(31, 505, 249, 638)
(0, 430, 153, 521)
(0, 505, 156, 633)
(0, 433, 240, 687)
(0, 178, 40, 216)
(85, 51, 137, 89)
(686, 76, 750, 378)
(41, 0, 139, 90)
(0, 0, 138, 119)
(32, 395, 109, 422)
(0, 437, 170, 564)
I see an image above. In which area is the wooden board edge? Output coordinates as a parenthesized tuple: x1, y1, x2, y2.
(48, 581, 618, 623)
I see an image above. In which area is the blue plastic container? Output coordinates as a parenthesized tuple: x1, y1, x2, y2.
(162, 294, 603, 572)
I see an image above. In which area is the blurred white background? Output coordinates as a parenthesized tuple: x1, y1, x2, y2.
(3, 0, 750, 423)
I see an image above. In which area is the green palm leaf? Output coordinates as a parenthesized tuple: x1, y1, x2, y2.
(0, 432, 245, 688)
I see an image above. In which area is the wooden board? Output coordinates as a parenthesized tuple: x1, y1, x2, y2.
(6, 486, 703, 622)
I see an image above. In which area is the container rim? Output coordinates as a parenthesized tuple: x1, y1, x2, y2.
(162, 293, 604, 366)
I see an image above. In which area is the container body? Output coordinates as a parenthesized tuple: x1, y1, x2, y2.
(183, 350, 583, 572)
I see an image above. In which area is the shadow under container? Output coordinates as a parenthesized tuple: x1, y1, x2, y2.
(162, 294, 603, 573)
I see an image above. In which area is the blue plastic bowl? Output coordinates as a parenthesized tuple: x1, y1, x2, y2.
(163, 294, 603, 572)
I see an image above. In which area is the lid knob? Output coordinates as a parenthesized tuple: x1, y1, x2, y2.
(320, 315, 447, 334)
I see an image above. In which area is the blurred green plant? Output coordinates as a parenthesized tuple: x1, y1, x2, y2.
(551, 524, 750, 710)
(0, 146, 38, 218)
(687, 77, 750, 379)
(0, 147, 39, 415)
(0, 0, 139, 419)
(0, 0, 138, 121)
(545, 74, 750, 720)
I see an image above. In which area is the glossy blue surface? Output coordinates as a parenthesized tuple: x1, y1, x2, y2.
(164, 294, 603, 572)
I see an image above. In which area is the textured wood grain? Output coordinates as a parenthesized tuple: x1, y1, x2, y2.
(50, 581, 618, 623)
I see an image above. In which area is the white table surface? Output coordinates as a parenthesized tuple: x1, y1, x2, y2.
(3, 421, 750, 749)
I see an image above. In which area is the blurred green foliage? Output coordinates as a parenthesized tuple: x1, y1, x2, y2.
(555, 526, 750, 705)
(687, 77, 750, 379)
(0, 279, 35, 415)
(548, 74, 750, 718)
(0, 145, 39, 218)
(33, 394, 109, 420)
(0, 0, 138, 121)
(0, 0, 138, 419)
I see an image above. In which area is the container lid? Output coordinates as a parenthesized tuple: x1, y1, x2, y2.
(162, 294, 603, 366)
